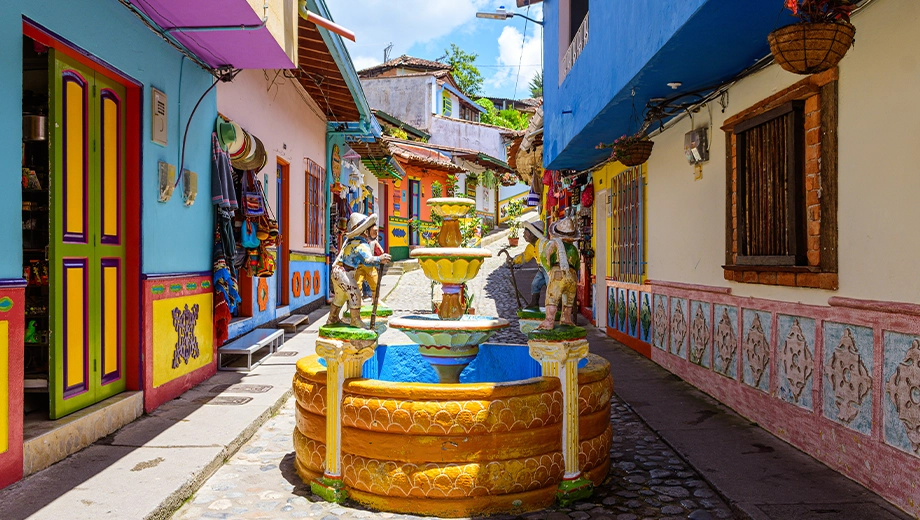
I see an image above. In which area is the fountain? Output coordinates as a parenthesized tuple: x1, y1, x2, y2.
(294, 198, 612, 516)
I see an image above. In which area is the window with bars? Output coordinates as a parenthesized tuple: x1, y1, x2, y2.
(609, 166, 645, 284)
(305, 158, 325, 248)
(733, 101, 805, 266)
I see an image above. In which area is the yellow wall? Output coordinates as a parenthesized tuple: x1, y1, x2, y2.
(152, 293, 213, 388)
(644, 0, 920, 305)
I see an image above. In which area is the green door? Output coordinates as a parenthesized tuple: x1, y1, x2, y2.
(48, 51, 126, 419)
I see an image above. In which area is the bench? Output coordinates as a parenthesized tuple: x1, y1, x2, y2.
(279, 313, 310, 334)
(218, 328, 284, 372)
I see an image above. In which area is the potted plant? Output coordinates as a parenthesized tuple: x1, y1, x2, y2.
(499, 171, 519, 187)
(431, 181, 443, 198)
(505, 198, 524, 246)
(598, 133, 654, 167)
(466, 171, 479, 189)
(445, 174, 458, 197)
(768, 0, 856, 75)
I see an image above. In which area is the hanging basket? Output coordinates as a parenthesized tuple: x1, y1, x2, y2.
(768, 21, 855, 75)
(614, 140, 655, 167)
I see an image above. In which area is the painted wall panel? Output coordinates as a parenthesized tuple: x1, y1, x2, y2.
(0, 287, 24, 490)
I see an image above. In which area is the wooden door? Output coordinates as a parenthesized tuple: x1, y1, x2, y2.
(277, 159, 289, 306)
(48, 50, 126, 419)
(408, 179, 420, 246)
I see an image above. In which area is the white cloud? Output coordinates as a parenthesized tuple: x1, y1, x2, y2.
(487, 19, 543, 98)
(328, 0, 495, 71)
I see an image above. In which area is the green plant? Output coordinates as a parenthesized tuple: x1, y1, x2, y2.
(466, 171, 479, 188)
(384, 126, 408, 140)
(460, 216, 483, 247)
(529, 71, 543, 98)
(479, 170, 497, 189)
(445, 44, 484, 97)
(408, 216, 423, 231)
(431, 181, 443, 198)
(445, 174, 458, 197)
(475, 98, 530, 131)
(506, 198, 525, 238)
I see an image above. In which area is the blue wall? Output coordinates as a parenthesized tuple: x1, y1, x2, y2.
(543, 0, 706, 169)
(1, 0, 215, 278)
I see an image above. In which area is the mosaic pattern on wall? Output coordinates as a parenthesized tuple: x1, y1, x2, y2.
(652, 294, 668, 351)
(669, 297, 688, 359)
(823, 322, 874, 435)
(742, 310, 772, 393)
(712, 305, 738, 379)
(776, 315, 815, 410)
(616, 288, 628, 334)
(884, 331, 920, 456)
(688, 301, 711, 368)
(607, 287, 617, 330)
(639, 293, 652, 343)
(627, 290, 639, 338)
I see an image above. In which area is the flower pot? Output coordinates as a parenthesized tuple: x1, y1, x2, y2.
(508, 237, 519, 247)
(615, 140, 654, 167)
(768, 21, 855, 75)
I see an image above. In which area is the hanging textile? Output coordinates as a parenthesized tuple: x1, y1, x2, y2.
(211, 133, 238, 211)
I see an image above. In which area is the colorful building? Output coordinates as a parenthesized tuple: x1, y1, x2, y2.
(540, 0, 920, 515)
(0, 0, 303, 490)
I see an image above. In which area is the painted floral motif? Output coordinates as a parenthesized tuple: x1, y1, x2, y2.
(744, 314, 770, 387)
(780, 319, 814, 403)
(617, 291, 627, 331)
(653, 299, 668, 349)
(171, 303, 200, 368)
(607, 289, 616, 328)
(670, 300, 687, 356)
(828, 328, 873, 424)
(640, 294, 652, 342)
(689, 304, 710, 365)
(628, 292, 638, 336)
(886, 338, 920, 454)
(714, 308, 737, 375)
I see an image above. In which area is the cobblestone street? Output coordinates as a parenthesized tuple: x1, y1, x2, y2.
(174, 243, 736, 520)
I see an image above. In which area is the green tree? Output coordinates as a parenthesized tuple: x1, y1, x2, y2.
(529, 71, 543, 97)
(476, 98, 530, 131)
(445, 43, 483, 98)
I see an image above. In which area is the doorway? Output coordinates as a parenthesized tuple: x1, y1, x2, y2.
(277, 159, 289, 307)
(408, 179, 420, 246)
(21, 29, 133, 421)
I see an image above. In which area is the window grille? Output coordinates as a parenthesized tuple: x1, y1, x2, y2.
(609, 166, 645, 283)
(305, 158, 325, 248)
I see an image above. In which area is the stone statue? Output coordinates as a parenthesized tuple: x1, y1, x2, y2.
(329, 213, 391, 328)
(536, 217, 580, 330)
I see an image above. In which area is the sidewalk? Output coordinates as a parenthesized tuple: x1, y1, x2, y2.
(0, 306, 330, 520)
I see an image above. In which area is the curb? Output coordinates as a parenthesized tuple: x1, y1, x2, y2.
(147, 387, 293, 520)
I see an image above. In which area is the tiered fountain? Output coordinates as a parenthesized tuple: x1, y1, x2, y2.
(294, 198, 613, 517)
(389, 198, 509, 382)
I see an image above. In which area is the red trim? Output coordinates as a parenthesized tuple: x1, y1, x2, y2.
(606, 327, 652, 358)
(0, 289, 25, 489)
(278, 158, 290, 306)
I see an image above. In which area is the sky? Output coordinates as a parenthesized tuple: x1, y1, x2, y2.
(326, 0, 544, 101)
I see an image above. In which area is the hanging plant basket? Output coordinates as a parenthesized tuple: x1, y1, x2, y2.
(768, 21, 855, 75)
(614, 140, 654, 167)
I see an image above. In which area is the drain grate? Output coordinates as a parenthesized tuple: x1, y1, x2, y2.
(194, 396, 253, 406)
(209, 383, 273, 394)
(273, 351, 299, 357)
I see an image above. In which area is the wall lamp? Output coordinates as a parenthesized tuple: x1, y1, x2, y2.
(476, 6, 544, 26)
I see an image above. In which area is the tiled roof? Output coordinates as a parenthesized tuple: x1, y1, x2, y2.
(358, 55, 451, 78)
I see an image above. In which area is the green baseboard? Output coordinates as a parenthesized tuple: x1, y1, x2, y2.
(311, 477, 349, 503)
(556, 476, 594, 507)
(390, 246, 410, 261)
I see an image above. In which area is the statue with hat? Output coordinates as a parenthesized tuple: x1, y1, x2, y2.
(507, 220, 549, 311)
(329, 213, 391, 328)
(536, 216, 581, 330)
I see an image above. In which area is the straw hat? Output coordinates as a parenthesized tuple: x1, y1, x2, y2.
(233, 134, 266, 172)
(345, 213, 378, 239)
(523, 220, 545, 239)
(550, 217, 579, 240)
(226, 121, 248, 156)
(215, 118, 237, 151)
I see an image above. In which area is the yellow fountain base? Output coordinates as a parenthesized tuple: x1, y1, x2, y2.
(292, 355, 613, 517)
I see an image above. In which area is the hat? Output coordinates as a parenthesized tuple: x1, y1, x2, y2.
(226, 121, 248, 157)
(215, 118, 236, 151)
(233, 134, 267, 172)
(523, 220, 545, 239)
(345, 213, 378, 239)
(550, 217, 579, 240)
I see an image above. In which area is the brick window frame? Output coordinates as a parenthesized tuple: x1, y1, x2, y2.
(721, 69, 839, 290)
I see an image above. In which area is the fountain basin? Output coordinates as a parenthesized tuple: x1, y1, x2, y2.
(410, 248, 491, 285)
(293, 346, 613, 517)
(390, 314, 509, 383)
(427, 197, 476, 219)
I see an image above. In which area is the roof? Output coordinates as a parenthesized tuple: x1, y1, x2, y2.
(384, 138, 513, 173)
(388, 144, 465, 173)
(373, 110, 431, 140)
(358, 55, 451, 78)
(294, 12, 361, 122)
(432, 114, 526, 137)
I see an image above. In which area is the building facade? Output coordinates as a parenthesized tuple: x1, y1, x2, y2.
(541, 0, 920, 515)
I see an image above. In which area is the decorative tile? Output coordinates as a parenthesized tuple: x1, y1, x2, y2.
(639, 293, 652, 343)
(616, 288, 628, 334)
(652, 295, 669, 351)
(742, 310, 772, 393)
(823, 322, 873, 435)
(689, 301, 711, 368)
(670, 297, 688, 359)
(712, 305, 739, 379)
(607, 286, 617, 330)
(884, 331, 920, 456)
(776, 315, 816, 410)
(627, 290, 639, 338)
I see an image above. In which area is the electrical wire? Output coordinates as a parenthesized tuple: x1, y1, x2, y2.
(513, 5, 532, 99)
(175, 68, 240, 187)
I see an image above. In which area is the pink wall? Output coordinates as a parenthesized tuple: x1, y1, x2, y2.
(217, 70, 327, 254)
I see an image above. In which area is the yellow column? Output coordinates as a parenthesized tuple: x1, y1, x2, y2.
(313, 337, 376, 502)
